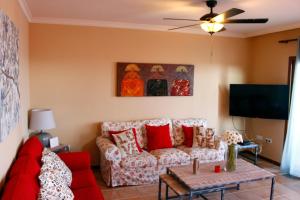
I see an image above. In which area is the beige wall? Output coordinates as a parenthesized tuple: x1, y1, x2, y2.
(0, 0, 297, 189)
(248, 29, 300, 163)
(30, 24, 250, 165)
(0, 0, 30, 189)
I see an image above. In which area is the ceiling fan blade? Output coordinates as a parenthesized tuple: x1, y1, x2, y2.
(164, 18, 200, 22)
(211, 8, 245, 23)
(223, 18, 269, 23)
(218, 27, 226, 32)
(168, 24, 199, 31)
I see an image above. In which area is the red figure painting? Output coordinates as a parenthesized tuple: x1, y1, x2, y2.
(121, 64, 144, 96)
(117, 63, 194, 96)
(171, 66, 191, 96)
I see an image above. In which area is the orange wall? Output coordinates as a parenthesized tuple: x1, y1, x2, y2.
(248, 29, 300, 162)
(0, 0, 30, 189)
(29, 24, 250, 164)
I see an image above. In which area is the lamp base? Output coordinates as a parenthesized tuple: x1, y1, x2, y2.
(36, 131, 52, 147)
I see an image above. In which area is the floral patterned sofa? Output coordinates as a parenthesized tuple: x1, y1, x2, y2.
(96, 118, 226, 187)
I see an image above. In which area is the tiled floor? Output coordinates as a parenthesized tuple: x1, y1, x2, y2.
(94, 159, 300, 200)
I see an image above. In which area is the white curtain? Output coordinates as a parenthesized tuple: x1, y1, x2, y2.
(281, 38, 300, 177)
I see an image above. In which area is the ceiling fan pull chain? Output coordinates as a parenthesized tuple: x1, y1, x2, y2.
(210, 35, 214, 63)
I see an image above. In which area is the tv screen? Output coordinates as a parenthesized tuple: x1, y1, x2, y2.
(229, 84, 289, 120)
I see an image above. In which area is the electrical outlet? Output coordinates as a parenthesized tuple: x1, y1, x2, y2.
(265, 138, 272, 144)
(256, 135, 263, 141)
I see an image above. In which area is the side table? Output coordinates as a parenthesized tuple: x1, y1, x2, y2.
(237, 142, 259, 165)
(50, 144, 70, 153)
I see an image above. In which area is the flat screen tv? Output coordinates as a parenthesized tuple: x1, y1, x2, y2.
(229, 84, 289, 120)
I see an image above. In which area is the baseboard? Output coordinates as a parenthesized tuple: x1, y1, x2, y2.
(241, 150, 281, 166)
(258, 154, 281, 166)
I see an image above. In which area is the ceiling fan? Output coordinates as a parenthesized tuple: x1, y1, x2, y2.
(164, 0, 269, 35)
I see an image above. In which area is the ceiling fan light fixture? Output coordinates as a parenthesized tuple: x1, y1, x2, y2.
(164, 0, 268, 33)
(200, 22, 224, 34)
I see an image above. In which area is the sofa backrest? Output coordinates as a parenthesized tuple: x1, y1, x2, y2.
(101, 118, 207, 148)
(18, 136, 43, 160)
(2, 136, 42, 200)
(101, 118, 172, 149)
(172, 118, 207, 146)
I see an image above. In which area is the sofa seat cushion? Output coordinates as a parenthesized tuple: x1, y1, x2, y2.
(8, 155, 41, 178)
(58, 152, 91, 171)
(18, 136, 43, 160)
(1, 175, 40, 200)
(177, 146, 224, 162)
(71, 169, 97, 189)
(120, 151, 157, 168)
(73, 186, 104, 200)
(150, 148, 190, 166)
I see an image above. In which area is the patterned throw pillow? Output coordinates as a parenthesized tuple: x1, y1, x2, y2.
(109, 128, 143, 152)
(39, 170, 74, 200)
(192, 126, 206, 148)
(205, 128, 216, 149)
(41, 148, 72, 186)
(112, 129, 142, 157)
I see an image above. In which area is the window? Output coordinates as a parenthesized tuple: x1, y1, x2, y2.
(288, 56, 296, 99)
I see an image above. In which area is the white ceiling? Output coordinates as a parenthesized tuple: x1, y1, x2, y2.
(20, 0, 300, 37)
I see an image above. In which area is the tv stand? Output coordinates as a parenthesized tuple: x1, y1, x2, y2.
(237, 142, 259, 165)
(238, 140, 251, 146)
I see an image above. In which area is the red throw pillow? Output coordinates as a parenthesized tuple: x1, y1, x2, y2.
(182, 125, 193, 147)
(109, 128, 142, 153)
(145, 124, 172, 151)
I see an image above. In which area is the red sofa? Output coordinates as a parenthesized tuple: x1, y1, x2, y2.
(1, 136, 104, 200)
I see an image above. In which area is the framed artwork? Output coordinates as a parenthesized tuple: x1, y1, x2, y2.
(0, 10, 20, 142)
(117, 62, 194, 96)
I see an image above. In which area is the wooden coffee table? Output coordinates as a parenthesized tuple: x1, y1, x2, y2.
(158, 159, 275, 200)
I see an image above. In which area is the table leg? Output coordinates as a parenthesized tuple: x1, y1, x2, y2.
(165, 184, 169, 200)
(270, 177, 275, 200)
(255, 146, 258, 165)
(237, 183, 240, 190)
(188, 192, 193, 200)
(158, 177, 162, 200)
(221, 189, 224, 200)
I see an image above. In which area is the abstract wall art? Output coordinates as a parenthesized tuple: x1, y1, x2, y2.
(0, 10, 20, 142)
(117, 63, 194, 97)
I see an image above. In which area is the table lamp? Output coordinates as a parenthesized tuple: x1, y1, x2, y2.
(29, 109, 56, 147)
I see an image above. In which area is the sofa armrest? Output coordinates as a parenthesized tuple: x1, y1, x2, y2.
(58, 152, 91, 171)
(96, 136, 122, 165)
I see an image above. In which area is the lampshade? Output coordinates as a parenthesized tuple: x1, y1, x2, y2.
(29, 109, 56, 131)
(200, 22, 224, 34)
